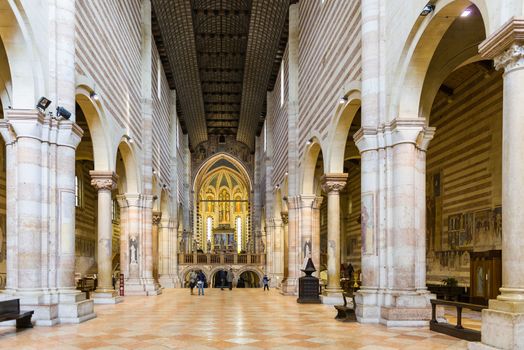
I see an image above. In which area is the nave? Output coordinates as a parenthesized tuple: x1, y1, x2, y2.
(0, 289, 469, 350)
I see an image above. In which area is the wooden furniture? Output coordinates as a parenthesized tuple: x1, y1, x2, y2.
(334, 292, 357, 322)
(427, 284, 468, 302)
(430, 299, 486, 341)
(470, 250, 501, 305)
(0, 299, 34, 328)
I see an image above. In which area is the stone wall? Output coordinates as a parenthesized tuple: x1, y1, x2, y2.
(425, 65, 503, 286)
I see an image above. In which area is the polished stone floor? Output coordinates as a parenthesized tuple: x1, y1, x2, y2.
(0, 289, 470, 349)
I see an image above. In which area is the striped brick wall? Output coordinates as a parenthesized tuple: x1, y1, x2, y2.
(76, 0, 143, 146)
(426, 67, 503, 285)
(297, 0, 361, 164)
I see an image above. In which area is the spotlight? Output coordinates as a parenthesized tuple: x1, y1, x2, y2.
(153, 169, 157, 175)
(36, 97, 52, 112)
(461, 8, 472, 17)
(163, 184, 167, 189)
(275, 184, 280, 189)
(306, 139, 312, 146)
(90, 91, 100, 101)
(420, 3, 434, 16)
(123, 134, 134, 144)
(339, 96, 348, 104)
(285, 171, 288, 176)
(56, 106, 72, 120)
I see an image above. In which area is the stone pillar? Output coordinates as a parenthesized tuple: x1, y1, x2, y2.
(280, 211, 289, 286)
(281, 197, 300, 295)
(152, 211, 161, 281)
(117, 194, 161, 296)
(0, 110, 95, 325)
(90, 171, 121, 304)
(469, 20, 524, 350)
(311, 196, 323, 278)
(268, 217, 283, 287)
(158, 218, 177, 288)
(320, 174, 348, 304)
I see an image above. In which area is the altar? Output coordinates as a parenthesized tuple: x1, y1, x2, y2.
(213, 224, 236, 250)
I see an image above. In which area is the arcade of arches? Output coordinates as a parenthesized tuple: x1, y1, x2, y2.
(0, 1, 523, 349)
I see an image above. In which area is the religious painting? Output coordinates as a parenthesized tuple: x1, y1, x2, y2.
(474, 209, 492, 247)
(447, 213, 462, 249)
(433, 173, 441, 197)
(361, 192, 374, 255)
(492, 206, 502, 244)
(463, 212, 474, 247)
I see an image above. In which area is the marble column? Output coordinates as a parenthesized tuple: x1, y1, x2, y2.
(0, 110, 95, 325)
(311, 196, 323, 278)
(152, 211, 161, 281)
(268, 217, 283, 287)
(320, 174, 347, 304)
(280, 212, 289, 284)
(470, 20, 524, 350)
(158, 218, 177, 288)
(90, 171, 121, 304)
(117, 194, 161, 296)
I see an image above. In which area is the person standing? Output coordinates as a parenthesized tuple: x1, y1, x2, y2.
(197, 271, 205, 296)
(189, 271, 197, 295)
(262, 274, 270, 291)
(226, 268, 234, 290)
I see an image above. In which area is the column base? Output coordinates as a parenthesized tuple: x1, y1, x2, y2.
(158, 275, 178, 288)
(270, 273, 284, 289)
(0, 289, 96, 326)
(124, 278, 163, 296)
(321, 288, 344, 305)
(57, 290, 97, 324)
(91, 290, 123, 304)
(468, 300, 524, 350)
(280, 278, 297, 295)
(355, 289, 435, 326)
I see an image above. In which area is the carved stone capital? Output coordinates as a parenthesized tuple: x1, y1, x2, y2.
(152, 211, 162, 226)
(312, 196, 324, 209)
(320, 173, 348, 194)
(479, 17, 524, 66)
(280, 212, 289, 225)
(494, 44, 524, 71)
(89, 171, 118, 191)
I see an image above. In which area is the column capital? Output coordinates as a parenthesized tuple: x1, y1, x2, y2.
(320, 173, 348, 194)
(312, 196, 324, 209)
(89, 171, 118, 191)
(299, 194, 317, 208)
(280, 212, 289, 225)
(116, 193, 154, 209)
(479, 17, 524, 71)
(286, 195, 301, 209)
(389, 119, 435, 151)
(57, 120, 84, 149)
(152, 211, 162, 226)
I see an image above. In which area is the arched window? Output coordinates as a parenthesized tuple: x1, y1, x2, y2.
(236, 217, 242, 252)
(207, 217, 213, 242)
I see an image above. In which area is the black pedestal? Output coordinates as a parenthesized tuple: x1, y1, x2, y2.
(297, 258, 321, 304)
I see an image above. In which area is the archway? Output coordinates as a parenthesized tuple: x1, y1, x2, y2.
(193, 154, 252, 253)
(237, 271, 260, 288)
(212, 269, 228, 288)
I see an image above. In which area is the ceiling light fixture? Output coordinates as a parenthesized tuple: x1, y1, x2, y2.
(36, 97, 52, 112)
(56, 106, 72, 120)
(461, 8, 472, 17)
(306, 138, 313, 146)
(339, 96, 348, 104)
(90, 91, 100, 101)
(420, 3, 434, 16)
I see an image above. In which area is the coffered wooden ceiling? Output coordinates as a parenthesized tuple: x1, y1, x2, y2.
(151, 0, 294, 150)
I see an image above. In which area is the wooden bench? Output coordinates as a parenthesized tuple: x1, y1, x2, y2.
(0, 299, 33, 328)
(430, 299, 485, 341)
(334, 292, 357, 322)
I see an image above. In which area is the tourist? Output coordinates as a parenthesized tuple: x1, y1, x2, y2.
(262, 274, 270, 291)
(189, 271, 197, 295)
(220, 270, 226, 291)
(226, 268, 234, 290)
(197, 271, 205, 296)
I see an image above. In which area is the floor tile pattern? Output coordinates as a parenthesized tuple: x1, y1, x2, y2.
(0, 289, 471, 349)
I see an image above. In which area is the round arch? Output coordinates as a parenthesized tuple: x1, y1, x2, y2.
(326, 89, 361, 173)
(393, 0, 490, 123)
(76, 87, 112, 171)
(236, 266, 264, 282)
(179, 266, 209, 287)
(0, 0, 42, 109)
(116, 140, 141, 194)
(301, 138, 324, 195)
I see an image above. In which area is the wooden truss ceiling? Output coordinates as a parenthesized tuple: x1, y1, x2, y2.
(151, 0, 292, 150)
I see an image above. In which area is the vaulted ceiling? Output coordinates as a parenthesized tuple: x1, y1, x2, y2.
(151, 0, 294, 150)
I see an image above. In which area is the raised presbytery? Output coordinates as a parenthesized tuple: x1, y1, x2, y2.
(0, 0, 522, 349)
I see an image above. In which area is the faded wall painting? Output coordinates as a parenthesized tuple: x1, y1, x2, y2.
(361, 192, 374, 255)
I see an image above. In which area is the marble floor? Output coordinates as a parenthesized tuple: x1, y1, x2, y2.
(0, 289, 471, 350)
